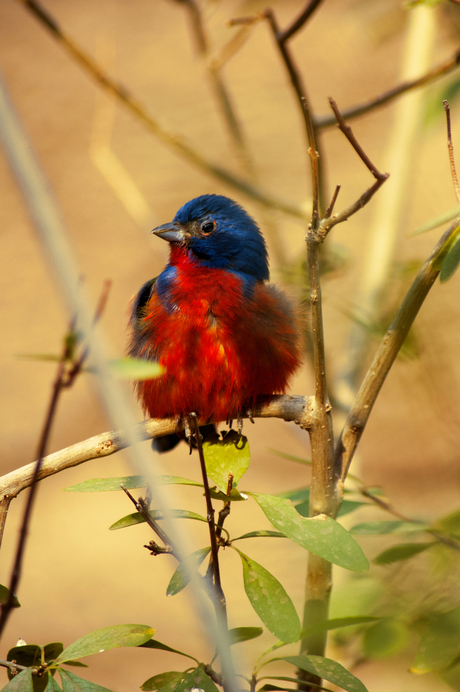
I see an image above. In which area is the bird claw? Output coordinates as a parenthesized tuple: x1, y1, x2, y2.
(237, 415, 243, 442)
(247, 408, 255, 424)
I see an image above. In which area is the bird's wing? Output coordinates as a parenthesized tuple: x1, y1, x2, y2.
(130, 277, 157, 326)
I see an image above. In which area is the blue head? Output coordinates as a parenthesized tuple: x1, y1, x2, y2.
(152, 194, 269, 282)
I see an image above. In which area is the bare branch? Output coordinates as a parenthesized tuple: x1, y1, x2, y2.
(318, 99, 389, 237)
(317, 47, 460, 130)
(0, 395, 312, 503)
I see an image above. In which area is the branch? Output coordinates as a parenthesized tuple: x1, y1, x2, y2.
(277, 0, 325, 43)
(317, 46, 460, 129)
(336, 214, 460, 481)
(14, 0, 305, 221)
(317, 99, 389, 237)
(0, 395, 312, 502)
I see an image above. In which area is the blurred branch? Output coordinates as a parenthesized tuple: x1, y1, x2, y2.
(336, 213, 460, 482)
(0, 395, 312, 504)
(277, 0, 325, 43)
(15, 0, 306, 220)
(317, 45, 460, 130)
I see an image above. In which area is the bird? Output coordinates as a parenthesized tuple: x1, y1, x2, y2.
(128, 194, 302, 451)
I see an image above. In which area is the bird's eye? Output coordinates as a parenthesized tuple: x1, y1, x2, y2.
(201, 220, 216, 235)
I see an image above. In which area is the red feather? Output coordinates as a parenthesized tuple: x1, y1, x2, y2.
(129, 245, 301, 423)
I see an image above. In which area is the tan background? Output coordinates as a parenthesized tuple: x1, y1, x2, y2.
(1, 0, 460, 690)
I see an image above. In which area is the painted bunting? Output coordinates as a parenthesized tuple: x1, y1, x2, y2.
(128, 194, 301, 451)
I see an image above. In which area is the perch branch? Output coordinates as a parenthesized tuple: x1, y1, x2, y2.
(444, 100, 460, 203)
(0, 395, 312, 505)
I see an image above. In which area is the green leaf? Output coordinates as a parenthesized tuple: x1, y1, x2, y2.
(2, 668, 34, 691)
(236, 548, 301, 643)
(174, 665, 219, 692)
(228, 627, 263, 645)
(441, 237, 460, 282)
(0, 584, 20, 607)
(7, 645, 42, 672)
(301, 616, 380, 639)
(203, 432, 250, 492)
(16, 353, 63, 363)
(362, 619, 409, 659)
(58, 670, 113, 692)
(233, 530, 285, 541)
(140, 639, 198, 663)
(141, 671, 184, 692)
(437, 507, 460, 537)
(351, 521, 427, 535)
(412, 607, 460, 673)
(54, 625, 154, 663)
(208, 488, 247, 502)
(108, 357, 164, 380)
(109, 509, 206, 530)
(281, 655, 368, 692)
(44, 643, 64, 661)
(432, 221, 460, 271)
(374, 542, 434, 565)
(166, 547, 211, 596)
(251, 493, 369, 572)
(46, 677, 63, 691)
(64, 476, 202, 492)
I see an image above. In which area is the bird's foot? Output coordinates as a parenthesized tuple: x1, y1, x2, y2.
(247, 408, 255, 424)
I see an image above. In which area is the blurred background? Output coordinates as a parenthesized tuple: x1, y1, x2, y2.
(1, 0, 460, 690)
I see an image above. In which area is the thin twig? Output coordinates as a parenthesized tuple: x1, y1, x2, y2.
(336, 214, 460, 482)
(323, 185, 340, 220)
(444, 100, 460, 203)
(317, 47, 460, 130)
(318, 99, 389, 237)
(120, 485, 178, 557)
(14, 0, 305, 220)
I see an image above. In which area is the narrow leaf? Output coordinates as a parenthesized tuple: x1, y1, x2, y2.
(203, 432, 250, 492)
(108, 357, 163, 380)
(281, 655, 368, 692)
(54, 625, 154, 663)
(374, 542, 433, 565)
(233, 530, 285, 541)
(236, 549, 301, 643)
(140, 639, 198, 663)
(59, 670, 113, 692)
(1, 668, 34, 691)
(252, 493, 369, 572)
(64, 476, 202, 492)
(228, 627, 263, 645)
(166, 548, 211, 596)
(412, 606, 460, 673)
(208, 488, 247, 502)
(140, 672, 184, 692)
(413, 203, 460, 235)
(351, 521, 427, 535)
(437, 507, 460, 537)
(110, 509, 206, 530)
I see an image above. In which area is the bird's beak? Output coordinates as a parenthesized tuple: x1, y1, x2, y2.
(151, 222, 185, 243)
